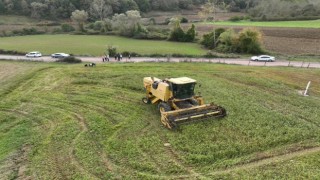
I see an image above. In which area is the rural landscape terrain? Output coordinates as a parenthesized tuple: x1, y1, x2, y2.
(1, 0, 320, 179)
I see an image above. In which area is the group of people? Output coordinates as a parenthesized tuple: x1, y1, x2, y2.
(114, 53, 122, 61)
(102, 53, 131, 62)
(102, 54, 110, 62)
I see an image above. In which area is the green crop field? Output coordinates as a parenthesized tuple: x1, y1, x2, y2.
(0, 35, 207, 56)
(0, 60, 320, 179)
(0, 15, 35, 25)
(208, 20, 320, 28)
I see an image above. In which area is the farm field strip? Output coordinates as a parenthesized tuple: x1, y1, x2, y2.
(0, 35, 206, 56)
(0, 61, 319, 179)
(206, 20, 320, 28)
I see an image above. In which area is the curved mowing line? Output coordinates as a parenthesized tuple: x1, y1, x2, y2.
(209, 146, 320, 176)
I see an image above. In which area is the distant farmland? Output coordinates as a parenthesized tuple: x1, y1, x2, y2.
(195, 22, 320, 55)
(211, 20, 320, 28)
(0, 61, 320, 179)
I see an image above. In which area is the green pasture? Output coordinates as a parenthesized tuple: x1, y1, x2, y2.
(0, 35, 207, 56)
(0, 61, 320, 179)
(207, 20, 320, 28)
(0, 15, 35, 25)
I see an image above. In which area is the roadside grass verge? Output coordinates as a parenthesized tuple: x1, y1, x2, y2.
(0, 35, 207, 56)
(205, 20, 320, 28)
(0, 61, 319, 179)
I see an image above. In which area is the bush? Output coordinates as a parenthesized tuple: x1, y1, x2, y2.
(201, 28, 226, 49)
(56, 56, 82, 63)
(180, 17, 188, 23)
(107, 46, 117, 56)
(216, 29, 238, 53)
(121, 51, 140, 57)
(237, 28, 264, 54)
(93, 21, 103, 31)
(169, 23, 196, 42)
(11, 27, 44, 36)
(168, 26, 185, 42)
(0, 49, 26, 55)
(184, 24, 196, 42)
(229, 16, 244, 22)
(61, 23, 75, 32)
(214, 28, 264, 54)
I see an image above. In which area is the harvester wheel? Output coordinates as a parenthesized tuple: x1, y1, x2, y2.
(189, 99, 199, 106)
(158, 102, 171, 113)
(142, 97, 151, 104)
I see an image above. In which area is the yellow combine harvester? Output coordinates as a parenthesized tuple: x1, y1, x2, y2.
(142, 77, 226, 129)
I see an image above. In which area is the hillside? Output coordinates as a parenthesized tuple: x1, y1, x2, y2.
(0, 61, 319, 179)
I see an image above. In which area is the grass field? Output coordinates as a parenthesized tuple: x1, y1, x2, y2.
(0, 61, 320, 179)
(0, 35, 207, 56)
(0, 15, 36, 25)
(208, 20, 320, 28)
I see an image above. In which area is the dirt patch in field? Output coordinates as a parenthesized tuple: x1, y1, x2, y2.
(0, 144, 32, 180)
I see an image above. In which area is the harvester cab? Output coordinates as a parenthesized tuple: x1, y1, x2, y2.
(142, 77, 226, 129)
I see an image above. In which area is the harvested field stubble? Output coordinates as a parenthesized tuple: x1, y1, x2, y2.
(0, 61, 320, 179)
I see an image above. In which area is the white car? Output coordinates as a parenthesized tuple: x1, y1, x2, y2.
(251, 55, 275, 62)
(26, 51, 42, 58)
(51, 53, 70, 58)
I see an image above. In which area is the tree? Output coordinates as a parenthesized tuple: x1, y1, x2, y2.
(184, 24, 196, 42)
(201, 28, 225, 49)
(90, 0, 113, 21)
(237, 28, 263, 54)
(30, 2, 48, 19)
(20, 0, 30, 15)
(134, 0, 151, 12)
(168, 17, 185, 41)
(111, 10, 142, 36)
(216, 29, 238, 53)
(71, 10, 88, 32)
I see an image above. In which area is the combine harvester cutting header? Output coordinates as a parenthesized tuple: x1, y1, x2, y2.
(142, 77, 226, 129)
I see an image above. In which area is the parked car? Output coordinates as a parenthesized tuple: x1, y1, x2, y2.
(26, 51, 42, 58)
(51, 53, 70, 58)
(251, 55, 275, 62)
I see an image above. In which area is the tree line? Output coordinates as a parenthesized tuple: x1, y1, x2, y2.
(0, 0, 208, 19)
(0, 0, 259, 20)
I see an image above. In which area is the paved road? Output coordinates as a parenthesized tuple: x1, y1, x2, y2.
(1, 55, 320, 69)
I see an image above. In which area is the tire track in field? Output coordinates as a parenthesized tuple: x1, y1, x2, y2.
(34, 100, 118, 178)
(140, 113, 203, 179)
(209, 146, 320, 176)
(70, 113, 100, 179)
(161, 134, 206, 179)
(73, 113, 114, 174)
(0, 109, 33, 180)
